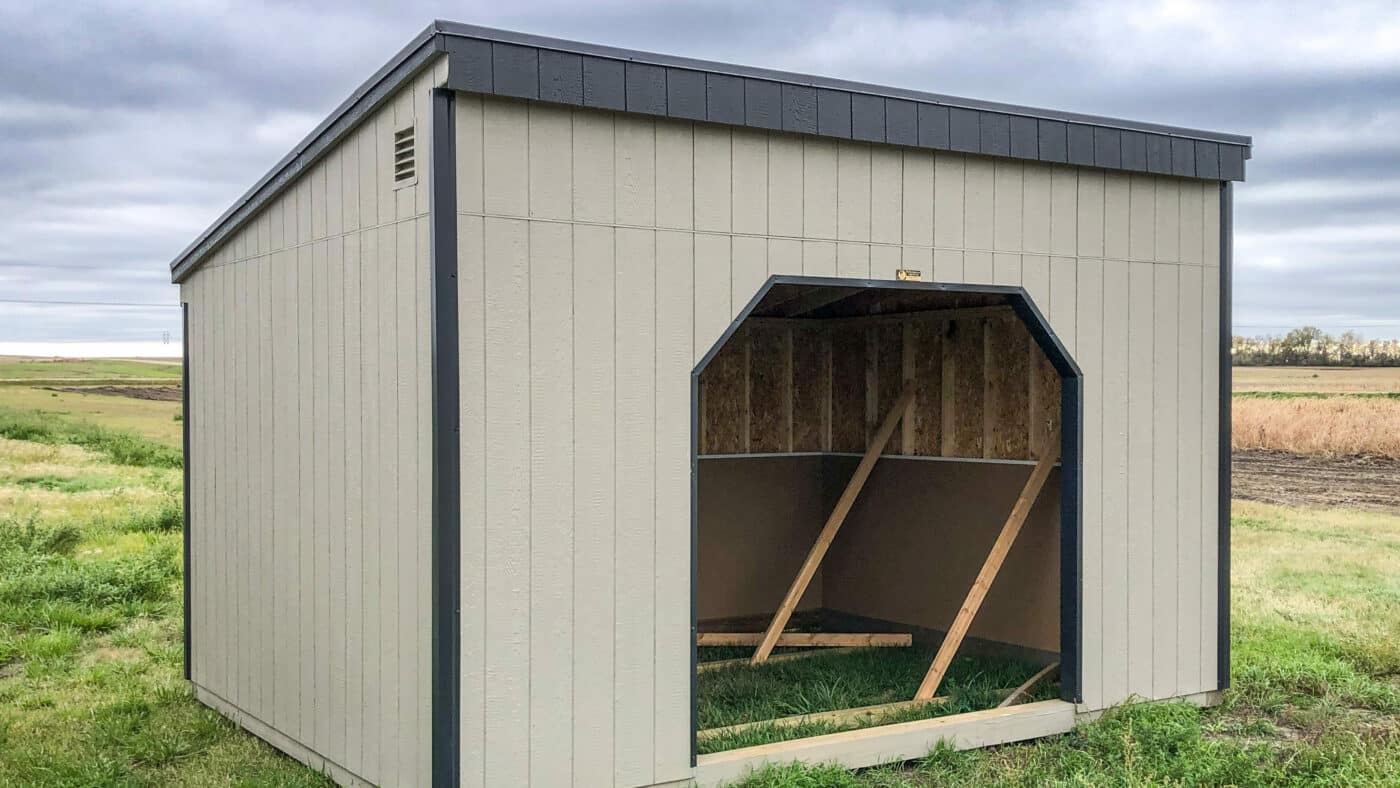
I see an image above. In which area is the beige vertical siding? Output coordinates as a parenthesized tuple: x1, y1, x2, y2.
(181, 58, 445, 788)
(454, 89, 1224, 786)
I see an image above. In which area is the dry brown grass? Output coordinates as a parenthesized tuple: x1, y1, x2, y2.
(1233, 396, 1400, 458)
(1234, 365, 1400, 393)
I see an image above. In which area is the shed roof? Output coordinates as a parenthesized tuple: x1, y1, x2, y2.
(171, 20, 1251, 283)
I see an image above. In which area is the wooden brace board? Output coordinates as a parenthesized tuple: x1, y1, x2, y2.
(750, 388, 916, 663)
(998, 662, 1061, 708)
(914, 450, 1059, 700)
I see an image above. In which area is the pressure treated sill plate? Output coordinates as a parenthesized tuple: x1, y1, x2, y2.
(693, 699, 1075, 787)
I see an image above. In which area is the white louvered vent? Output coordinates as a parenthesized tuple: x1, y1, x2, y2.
(393, 126, 416, 188)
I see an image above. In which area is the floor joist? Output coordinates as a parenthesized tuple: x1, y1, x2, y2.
(698, 632, 912, 648)
(696, 647, 864, 673)
(697, 697, 950, 742)
(693, 700, 1077, 787)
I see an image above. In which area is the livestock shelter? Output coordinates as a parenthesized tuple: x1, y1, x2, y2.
(171, 20, 1249, 788)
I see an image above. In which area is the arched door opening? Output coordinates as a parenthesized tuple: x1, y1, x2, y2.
(690, 276, 1082, 757)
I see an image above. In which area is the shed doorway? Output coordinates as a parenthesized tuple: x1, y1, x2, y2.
(690, 276, 1081, 757)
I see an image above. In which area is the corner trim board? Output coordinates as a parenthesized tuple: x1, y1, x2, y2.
(1218, 182, 1232, 690)
(429, 87, 461, 787)
(182, 302, 192, 681)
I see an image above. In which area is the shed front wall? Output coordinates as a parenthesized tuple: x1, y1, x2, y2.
(455, 92, 1222, 787)
(182, 59, 445, 788)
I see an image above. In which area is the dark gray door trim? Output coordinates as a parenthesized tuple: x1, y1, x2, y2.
(688, 274, 1085, 764)
(429, 86, 461, 787)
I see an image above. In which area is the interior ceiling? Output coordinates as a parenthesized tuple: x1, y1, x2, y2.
(750, 284, 1011, 320)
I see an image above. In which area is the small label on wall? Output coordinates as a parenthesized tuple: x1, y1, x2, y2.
(896, 269, 922, 281)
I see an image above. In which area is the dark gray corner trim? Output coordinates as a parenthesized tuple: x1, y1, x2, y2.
(169, 22, 448, 283)
(429, 87, 461, 787)
(437, 20, 1250, 180)
(182, 302, 192, 682)
(170, 18, 1251, 283)
(1218, 182, 1232, 690)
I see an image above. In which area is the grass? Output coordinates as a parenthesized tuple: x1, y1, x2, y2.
(0, 386, 181, 448)
(0, 407, 181, 468)
(1235, 390, 1400, 400)
(728, 500, 1400, 786)
(0, 411, 328, 786)
(1232, 396, 1400, 458)
(1233, 365, 1400, 394)
(0, 358, 180, 382)
(697, 647, 1055, 753)
(1, 379, 1397, 785)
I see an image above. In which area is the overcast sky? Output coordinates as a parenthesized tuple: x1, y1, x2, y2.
(3, 0, 1399, 348)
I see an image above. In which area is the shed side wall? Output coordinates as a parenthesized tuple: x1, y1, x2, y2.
(181, 57, 445, 788)
(455, 93, 1222, 787)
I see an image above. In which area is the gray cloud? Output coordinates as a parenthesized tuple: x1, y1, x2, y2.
(2, 0, 1399, 346)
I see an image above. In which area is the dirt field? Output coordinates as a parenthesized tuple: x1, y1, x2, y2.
(1233, 450, 1400, 513)
(41, 385, 181, 402)
(1230, 366, 1400, 511)
(1234, 365, 1400, 393)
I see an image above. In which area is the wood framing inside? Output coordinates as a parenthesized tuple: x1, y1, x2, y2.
(698, 296, 1062, 462)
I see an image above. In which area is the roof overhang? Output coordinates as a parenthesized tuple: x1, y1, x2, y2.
(171, 20, 1252, 283)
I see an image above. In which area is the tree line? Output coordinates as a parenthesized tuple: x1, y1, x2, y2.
(1233, 327, 1400, 367)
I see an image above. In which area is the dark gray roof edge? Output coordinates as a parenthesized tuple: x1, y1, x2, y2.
(170, 22, 446, 282)
(172, 19, 1252, 283)
(436, 20, 1252, 148)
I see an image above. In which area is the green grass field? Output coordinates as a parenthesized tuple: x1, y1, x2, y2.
(0, 358, 180, 382)
(0, 408, 329, 786)
(0, 383, 181, 448)
(0, 358, 180, 383)
(0, 389, 1397, 785)
(1234, 390, 1400, 400)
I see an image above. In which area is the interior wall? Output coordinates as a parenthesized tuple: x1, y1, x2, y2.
(699, 313, 1061, 461)
(823, 457, 1061, 653)
(697, 456, 827, 622)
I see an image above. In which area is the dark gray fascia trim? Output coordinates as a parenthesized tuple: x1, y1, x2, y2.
(169, 22, 447, 283)
(438, 20, 1250, 181)
(171, 19, 1251, 283)
(1218, 182, 1232, 690)
(429, 87, 462, 786)
(182, 302, 192, 682)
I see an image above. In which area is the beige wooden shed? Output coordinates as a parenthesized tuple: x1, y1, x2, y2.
(171, 20, 1248, 788)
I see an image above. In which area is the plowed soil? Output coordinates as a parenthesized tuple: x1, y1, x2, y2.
(42, 385, 182, 402)
(1232, 450, 1400, 513)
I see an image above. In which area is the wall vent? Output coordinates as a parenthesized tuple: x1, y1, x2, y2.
(393, 126, 416, 188)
